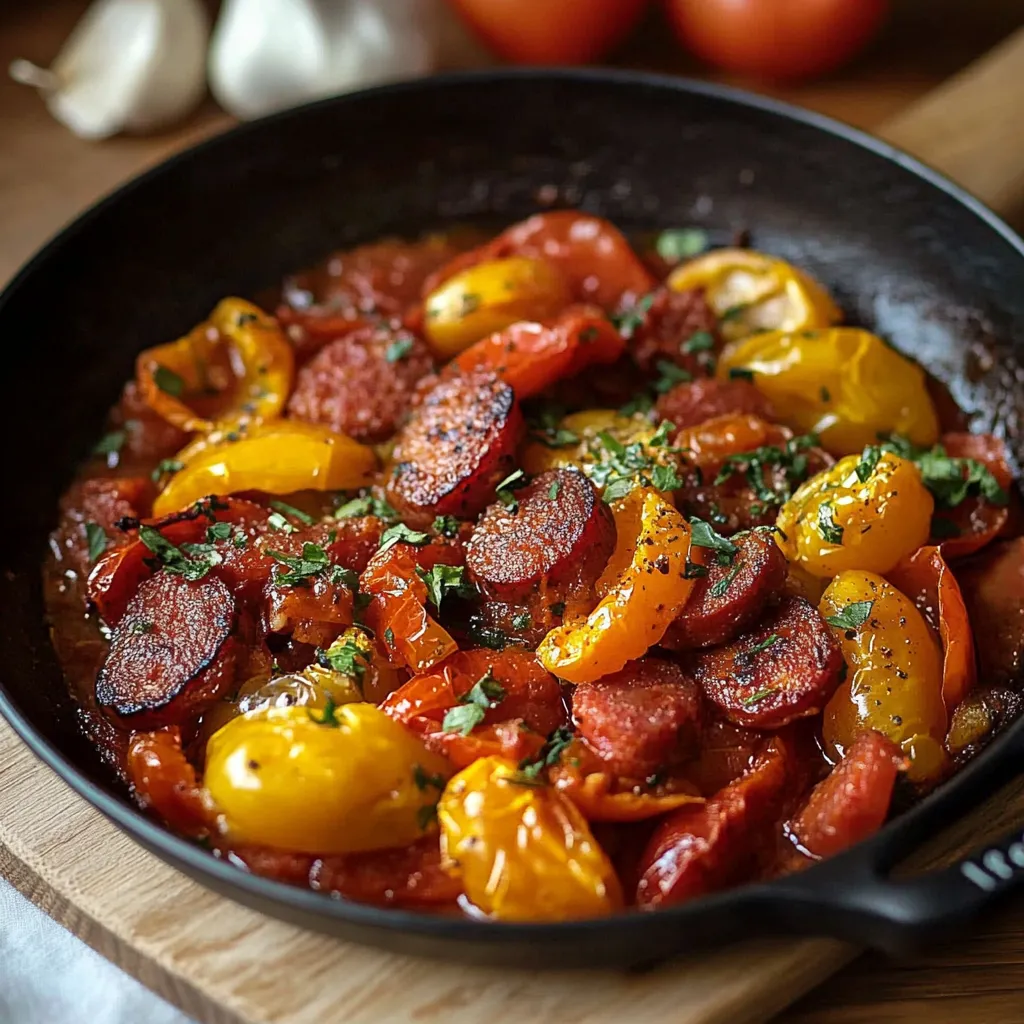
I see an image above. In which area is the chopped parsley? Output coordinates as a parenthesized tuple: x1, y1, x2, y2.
(152, 364, 185, 397)
(383, 627, 395, 646)
(682, 330, 715, 355)
(714, 434, 817, 506)
(441, 670, 506, 735)
(92, 430, 126, 457)
(590, 423, 681, 503)
(413, 764, 446, 792)
(721, 304, 750, 323)
(334, 493, 399, 522)
(548, 479, 561, 500)
(416, 563, 475, 610)
(817, 503, 844, 545)
(150, 458, 184, 483)
(432, 515, 460, 539)
(688, 517, 739, 566)
(378, 522, 430, 555)
(653, 359, 692, 394)
(854, 445, 882, 483)
(384, 335, 415, 362)
(509, 725, 575, 786)
(618, 392, 654, 417)
(269, 500, 315, 526)
(130, 620, 155, 635)
(709, 559, 743, 598)
(549, 601, 567, 617)
(881, 435, 1008, 509)
(496, 469, 527, 512)
(655, 228, 709, 263)
(825, 599, 874, 630)
(742, 687, 777, 707)
(308, 696, 342, 727)
(465, 617, 509, 651)
(930, 516, 961, 539)
(205, 521, 234, 542)
(265, 542, 356, 589)
(267, 512, 296, 534)
(318, 637, 368, 689)
(526, 403, 580, 449)
(85, 522, 109, 562)
(612, 292, 654, 340)
(727, 366, 755, 382)
(746, 633, 780, 656)
(511, 611, 532, 631)
(139, 525, 222, 580)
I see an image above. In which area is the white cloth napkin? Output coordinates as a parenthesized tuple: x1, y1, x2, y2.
(0, 878, 193, 1024)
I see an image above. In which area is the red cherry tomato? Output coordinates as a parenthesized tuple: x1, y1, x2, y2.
(664, 0, 889, 82)
(447, 0, 650, 65)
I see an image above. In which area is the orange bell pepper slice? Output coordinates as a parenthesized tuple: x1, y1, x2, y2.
(888, 544, 977, 714)
(536, 488, 696, 684)
(137, 299, 294, 435)
(361, 541, 462, 674)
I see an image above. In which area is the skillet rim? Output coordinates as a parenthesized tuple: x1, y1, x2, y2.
(2, 66, 1024, 950)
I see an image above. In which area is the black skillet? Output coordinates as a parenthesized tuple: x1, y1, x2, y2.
(2, 68, 1024, 970)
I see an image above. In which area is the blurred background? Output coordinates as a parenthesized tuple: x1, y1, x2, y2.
(1, 0, 1022, 286)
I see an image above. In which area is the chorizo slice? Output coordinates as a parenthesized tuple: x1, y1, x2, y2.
(661, 530, 788, 650)
(628, 286, 719, 374)
(286, 325, 434, 443)
(96, 572, 237, 728)
(637, 737, 791, 908)
(785, 730, 904, 862)
(386, 370, 524, 525)
(572, 658, 703, 779)
(655, 378, 775, 429)
(691, 595, 843, 729)
(466, 468, 615, 602)
(51, 476, 150, 583)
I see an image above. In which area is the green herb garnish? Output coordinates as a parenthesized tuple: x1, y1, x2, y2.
(688, 517, 739, 566)
(441, 670, 506, 735)
(269, 500, 315, 526)
(152, 365, 185, 397)
(385, 335, 415, 362)
(139, 525, 222, 580)
(93, 430, 126, 457)
(655, 228, 709, 263)
(85, 522, 109, 562)
(416, 563, 475, 610)
(817, 503, 844, 545)
(825, 599, 874, 631)
(432, 515, 460, 538)
(378, 522, 430, 555)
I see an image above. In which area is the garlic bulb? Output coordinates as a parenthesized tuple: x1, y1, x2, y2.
(9, 0, 209, 140)
(208, 0, 443, 121)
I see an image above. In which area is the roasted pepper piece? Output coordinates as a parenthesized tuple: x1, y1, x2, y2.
(437, 755, 623, 921)
(151, 420, 377, 516)
(667, 248, 840, 341)
(205, 703, 453, 854)
(137, 299, 294, 434)
(536, 488, 695, 683)
(776, 451, 933, 578)
(821, 570, 948, 785)
(717, 327, 939, 455)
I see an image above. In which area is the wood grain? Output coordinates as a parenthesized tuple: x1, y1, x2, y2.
(3, 3, 1024, 1023)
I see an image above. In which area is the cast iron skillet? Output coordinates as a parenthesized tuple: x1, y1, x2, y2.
(1, 70, 1023, 969)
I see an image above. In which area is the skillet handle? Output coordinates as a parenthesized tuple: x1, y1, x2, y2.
(765, 819, 1024, 953)
(877, 26, 1024, 221)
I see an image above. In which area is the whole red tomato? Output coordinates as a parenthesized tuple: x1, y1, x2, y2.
(664, 0, 890, 82)
(447, 0, 650, 65)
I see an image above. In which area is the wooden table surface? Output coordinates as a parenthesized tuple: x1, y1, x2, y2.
(2, 2, 1023, 1022)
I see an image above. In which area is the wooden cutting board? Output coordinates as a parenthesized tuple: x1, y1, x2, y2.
(2, 5, 1024, 1020)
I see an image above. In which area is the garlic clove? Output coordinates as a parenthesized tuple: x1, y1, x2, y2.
(209, 0, 444, 122)
(9, 0, 209, 140)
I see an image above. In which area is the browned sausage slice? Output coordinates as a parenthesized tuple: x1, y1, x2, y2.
(286, 325, 434, 443)
(629, 287, 719, 374)
(661, 530, 788, 650)
(96, 572, 237, 728)
(655, 378, 775, 429)
(691, 595, 843, 729)
(385, 370, 524, 526)
(572, 658, 704, 778)
(466, 468, 614, 602)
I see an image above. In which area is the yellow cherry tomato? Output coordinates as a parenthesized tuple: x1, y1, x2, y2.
(423, 256, 571, 359)
(667, 248, 840, 341)
(776, 452, 933, 578)
(152, 420, 377, 516)
(821, 571, 948, 785)
(437, 756, 622, 921)
(205, 703, 452, 854)
(717, 327, 939, 455)
(537, 488, 695, 683)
